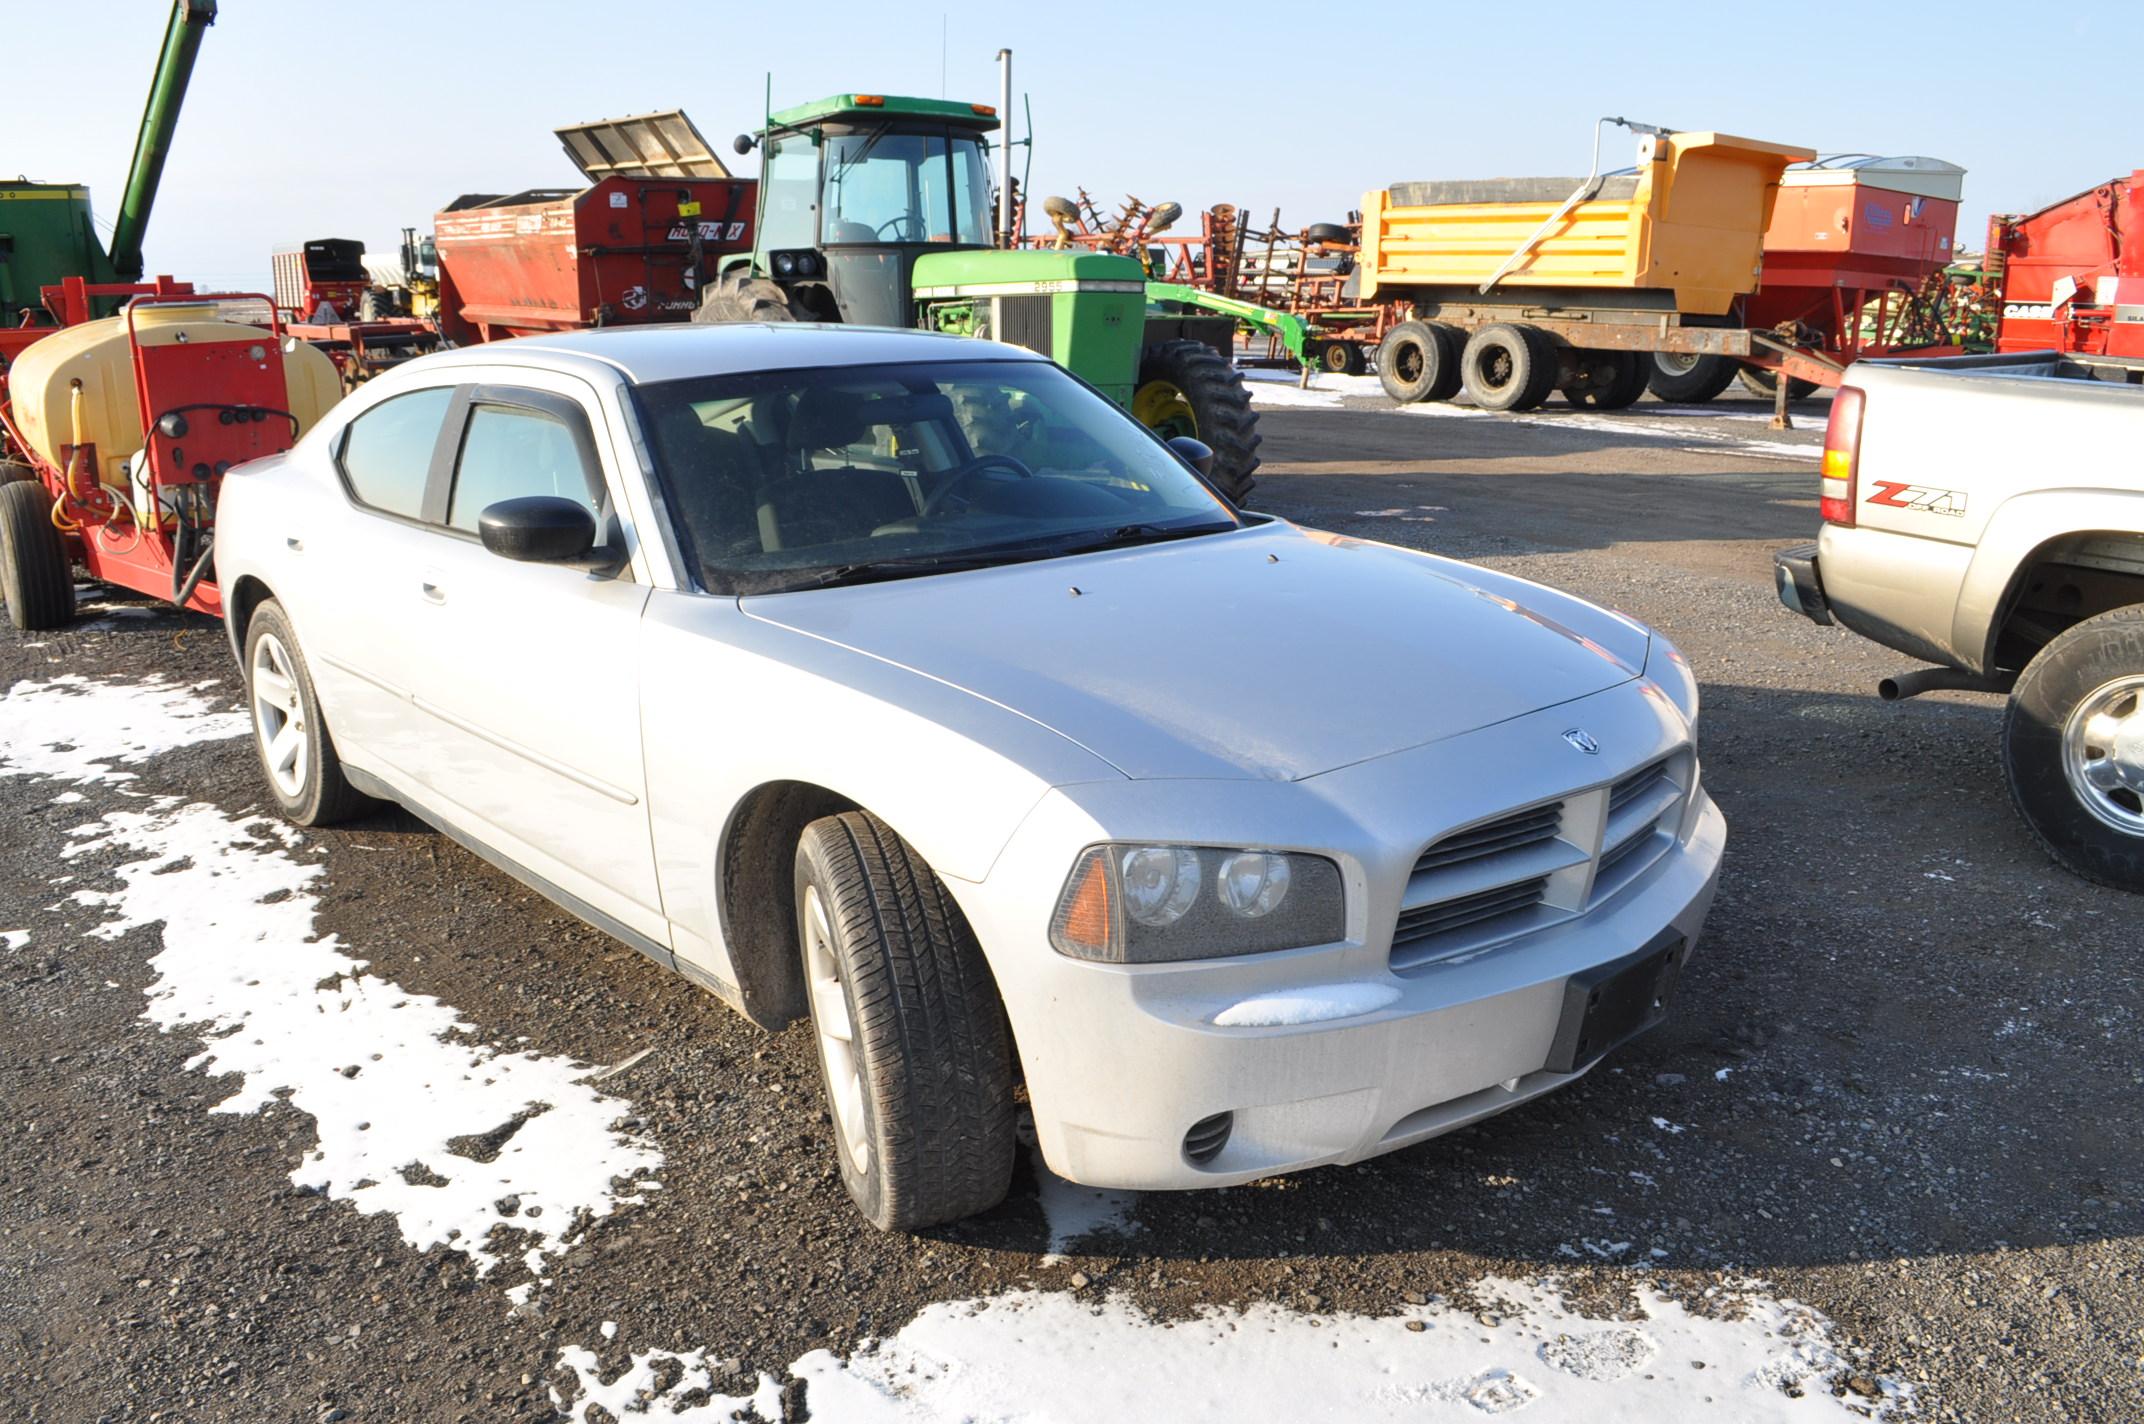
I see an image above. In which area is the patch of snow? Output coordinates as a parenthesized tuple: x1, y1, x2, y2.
(63, 796, 662, 1278)
(1243, 380, 1344, 409)
(1212, 982, 1402, 1027)
(552, 1345, 782, 1423)
(2, 929, 28, 951)
(0, 675, 247, 784)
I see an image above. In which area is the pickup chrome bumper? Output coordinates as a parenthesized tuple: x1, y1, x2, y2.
(1774, 542, 1833, 626)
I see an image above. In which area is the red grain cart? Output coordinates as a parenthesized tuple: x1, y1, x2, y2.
(434, 112, 757, 344)
(1990, 170, 2144, 363)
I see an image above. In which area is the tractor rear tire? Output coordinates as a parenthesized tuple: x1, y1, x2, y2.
(0, 480, 74, 632)
(1737, 364, 1819, 402)
(1462, 323, 1556, 412)
(1133, 340, 1261, 504)
(693, 270, 804, 325)
(358, 289, 391, 321)
(1561, 350, 1649, 410)
(1376, 320, 1460, 404)
(1319, 341, 1366, 376)
(1646, 352, 1738, 403)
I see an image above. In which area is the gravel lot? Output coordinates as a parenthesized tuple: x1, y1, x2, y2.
(3, 391, 2138, 1423)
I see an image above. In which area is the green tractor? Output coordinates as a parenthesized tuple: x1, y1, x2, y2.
(695, 92, 1265, 502)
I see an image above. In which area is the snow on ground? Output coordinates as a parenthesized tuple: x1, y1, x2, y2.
(2, 929, 29, 950)
(561, 1274, 1907, 1422)
(0, 675, 662, 1282)
(1240, 369, 1818, 463)
(0, 674, 248, 784)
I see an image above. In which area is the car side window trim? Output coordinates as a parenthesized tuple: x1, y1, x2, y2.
(329, 384, 463, 530)
(434, 384, 614, 535)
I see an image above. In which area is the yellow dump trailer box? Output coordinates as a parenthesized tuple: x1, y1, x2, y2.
(1359, 131, 1815, 316)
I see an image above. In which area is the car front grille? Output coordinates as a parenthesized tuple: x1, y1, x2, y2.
(1389, 753, 1691, 973)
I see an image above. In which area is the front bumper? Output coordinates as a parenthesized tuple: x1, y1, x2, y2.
(959, 684, 1725, 1192)
(1774, 542, 1833, 626)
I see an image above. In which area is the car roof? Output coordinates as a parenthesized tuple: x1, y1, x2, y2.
(407, 323, 1045, 386)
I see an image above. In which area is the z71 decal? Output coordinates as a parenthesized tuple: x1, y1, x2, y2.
(1866, 480, 1966, 517)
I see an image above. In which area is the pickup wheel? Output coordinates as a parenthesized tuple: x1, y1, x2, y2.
(2002, 605, 2144, 891)
(794, 811, 1017, 1230)
(244, 599, 371, 826)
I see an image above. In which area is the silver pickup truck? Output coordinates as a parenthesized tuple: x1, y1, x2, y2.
(1775, 350, 2144, 890)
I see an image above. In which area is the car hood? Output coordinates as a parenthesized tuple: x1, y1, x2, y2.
(740, 521, 1649, 782)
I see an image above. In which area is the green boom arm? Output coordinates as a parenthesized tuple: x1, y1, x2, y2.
(107, 0, 218, 281)
(1145, 281, 1315, 367)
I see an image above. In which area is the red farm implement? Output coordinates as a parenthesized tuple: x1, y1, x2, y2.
(273, 237, 441, 389)
(1988, 169, 2144, 365)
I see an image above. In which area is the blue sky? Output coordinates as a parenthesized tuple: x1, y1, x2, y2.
(11, 0, 2141, 288)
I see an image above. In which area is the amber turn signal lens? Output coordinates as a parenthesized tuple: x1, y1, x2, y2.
(1054, 850, 1115, 958)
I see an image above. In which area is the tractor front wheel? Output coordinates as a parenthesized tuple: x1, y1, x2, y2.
(1133, 341, 1261, 504)
(693, 269, 805, 325)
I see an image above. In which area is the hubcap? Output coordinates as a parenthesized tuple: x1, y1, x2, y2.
(803, 884, 871, 1175)
(1655, 351, 1699, 376)
(250, 633, 309, 799)
(2062, 675, 2144, 836)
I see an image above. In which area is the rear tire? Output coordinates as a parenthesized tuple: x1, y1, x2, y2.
(243, 599, 371, 826)
(1561, 350, 1648, 410)
(2002, 605, 2144, 891)
(692, 269, 805, 324)
(0, 479, 73, 631)
(1646, 352, 1738, 403)
(1736, 364, 1818, 402)
(1376, 320, 1460, 404)
(794, 811, 1018, 1231)
(1133, 340, 1261, 504)
(1462, 323, 1555, 412)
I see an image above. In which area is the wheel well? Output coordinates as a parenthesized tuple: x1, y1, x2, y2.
(225, 574, 273, 656)
(1992, 532, 2144, 670)
(717, 780, 858, 1030)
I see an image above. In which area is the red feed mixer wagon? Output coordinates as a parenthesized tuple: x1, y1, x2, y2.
(1989, 169, 2144, 363)
(434, 111, 757, 344)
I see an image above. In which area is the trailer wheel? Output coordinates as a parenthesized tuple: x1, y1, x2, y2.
(0, 480, 73, 632)
(794, 810, 1017, 1230)
(1318, 341, 1366, 376)
(1461, 323, 1555, 412)
(1133, 340, 1261, 504)
(1561, 350, 1648, 410)
(1375, 320, 1460, 404)
(0, 461, 37, 485)
(243, 599, 372, 827)
(1736, 364, 1819, 402)
(2002, 605, 2144, 891)
(693, 269, 804, 325)
(1646, 352, 1738, 403)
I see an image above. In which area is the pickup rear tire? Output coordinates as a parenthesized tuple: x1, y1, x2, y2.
(2002, 605, 2144, 891)
(794, 810, 1017, 1230)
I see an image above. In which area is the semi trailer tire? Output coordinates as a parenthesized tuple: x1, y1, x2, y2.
(1461, 323, 1555, 412)
(1736, 364, 1819, 402)
(794, 810, 1018, 1231)
(1560, 350, 1648, 410)
(693, 270, 804, 325)
(0, 480, 73, 631)
(1133, 340, 1261, 504)
(1376, 321, 1460, 404)
(2002, 605, 2144, 892)
(1646, 352, 1738, 403)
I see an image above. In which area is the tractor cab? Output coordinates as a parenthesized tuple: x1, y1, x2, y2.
(733, 93, 1001, 327)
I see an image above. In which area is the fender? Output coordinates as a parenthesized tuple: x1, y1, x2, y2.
(1954, 489, 2144, 673)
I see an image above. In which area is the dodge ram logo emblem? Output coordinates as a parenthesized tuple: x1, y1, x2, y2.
(1562, 728, 1600, 755)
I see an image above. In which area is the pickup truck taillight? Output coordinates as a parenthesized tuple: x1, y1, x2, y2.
(1820, 385, 1865, 526)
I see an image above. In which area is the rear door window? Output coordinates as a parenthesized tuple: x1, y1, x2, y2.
(336, 387, 453, 519)
(447, 403, 604, 532)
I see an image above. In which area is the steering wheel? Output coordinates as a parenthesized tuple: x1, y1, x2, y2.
(875, 214, 923, 241)
(920, 453, 1036, 517)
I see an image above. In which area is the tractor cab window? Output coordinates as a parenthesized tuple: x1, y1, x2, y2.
(759, 132, 821, 253)
(822, 129, 993, 245)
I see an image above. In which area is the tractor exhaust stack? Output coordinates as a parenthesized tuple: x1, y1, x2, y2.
(997, 48, 1014, 248)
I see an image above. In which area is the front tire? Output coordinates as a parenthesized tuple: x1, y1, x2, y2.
(794, 811, 1017, 1230)
(2002, 605, 2144, 891)
(0, 479, 73, 631)
(244, 599, 370, 826)
(1133, 340, 1261, 504)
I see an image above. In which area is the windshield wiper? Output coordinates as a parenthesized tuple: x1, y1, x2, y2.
(1053, 521, 1238, 555)
(772, 549, 1048, 592)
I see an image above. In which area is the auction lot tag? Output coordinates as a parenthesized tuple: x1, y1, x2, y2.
(679, 200, 702, 218)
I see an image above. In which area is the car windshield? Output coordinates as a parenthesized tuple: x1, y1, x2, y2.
(634, 358, 1242, 594)
(822, 128, 994, 244)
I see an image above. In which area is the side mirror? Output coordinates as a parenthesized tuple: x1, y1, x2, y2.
(478, 496, 596, 563)
(1167, 435, 1215, 478)
(732, 133, 756, 157)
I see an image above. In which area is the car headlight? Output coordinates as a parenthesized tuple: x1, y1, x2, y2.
(1050, 844, 1345, 963)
